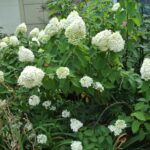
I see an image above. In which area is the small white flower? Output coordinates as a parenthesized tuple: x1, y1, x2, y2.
(93, 82, 104, 92)
(18, 66, 45, 88)
(16, 23, 27, 34)
(32, 37, 40, 46)
(18, 46, 35, 62)
(108, 125, 116, 132)
(112, 3, 120, 11)
(28, 95, 40, 106)
(29, 28, 40, 38)
(0, 42, 8, 51)
(71, 141, 83, 150)
(114, 126, 122, 136)
(56, 67, 70, 79)
(115, 120, 127, 129)
(0, 71, 4, 83)
(9, 36, 19, 46)
(80, 76, 93, 88)
(50, 106, 56, 111)
(11, 141, 17, 148)
(108, 120, 126, 136)
(42, 101, 51, 109)
(70, 118, 83, 132)
(24, 122, 33, 131)
(140, 58, 150, 81)
(62, 110, 71, 118)
(37, 134, 47, 144)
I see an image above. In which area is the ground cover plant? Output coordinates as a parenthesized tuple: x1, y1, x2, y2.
(0, 0, 150, 149)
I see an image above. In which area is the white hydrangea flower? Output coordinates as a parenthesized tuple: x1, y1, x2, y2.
(112, 3, 120, 11)
(108, 120, 126, 136)
(70, 118, 83, 132)
(80, 76, 93, 88)
(140, 58, 150, 81)
(2, 37, 9, 44)
(59, 18, 68, 30)
(24, 122, 33, 131)
(71, 141, 83, 150)
(56, 67, 70, 79)
(0, 71, 4, 83)
(93, 82, 104, 92)
(108, 125, 116, 132)
(28, 95, 40, 106)
(62, 110, 71, 118)
(0, 99, 7, 108)
(44, 17, 60, 37)
(37, 134, 47, 144)
(18, 46, 35, 62)
(42, 101, 51, 109)
(32, 37, 40, 46)
(65, 18, 86, 45)
(108, 31, 125, 52)
(50, 106, 56, 111)
(16, 23, 27, 34)
(29, 28, 40, 38)
(0, 42, 8, 51)
(9, 36, 19, 46)
(115, 120, 127, 130)
(113, 126, 122, 136)
(66, 10, 81, 27)
(38, 30, 50, 44)
(92, 29, 112, 51)
(18, 66, 45, 88)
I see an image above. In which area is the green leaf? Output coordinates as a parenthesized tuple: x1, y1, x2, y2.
(132, 120, 140, 133)
(98, 136, 105, 144)
(144, 123, 150, 131)
(131, 112, 146, 121)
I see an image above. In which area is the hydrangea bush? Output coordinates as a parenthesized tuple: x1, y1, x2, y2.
(0, 0, 150, 149)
